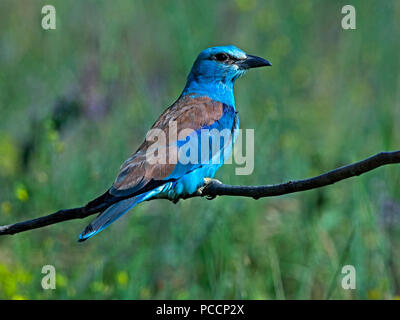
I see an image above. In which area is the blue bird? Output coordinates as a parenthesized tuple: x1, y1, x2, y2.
(79, 45, 271, 241)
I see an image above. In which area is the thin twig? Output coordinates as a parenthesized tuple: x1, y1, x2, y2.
(0, 150, 399, 236)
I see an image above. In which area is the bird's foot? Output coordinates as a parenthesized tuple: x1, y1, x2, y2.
(197, 178, 222, 200)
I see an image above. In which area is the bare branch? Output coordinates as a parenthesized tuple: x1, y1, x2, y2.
(1, 150, 399, 236)
(190, 151, 400, 199)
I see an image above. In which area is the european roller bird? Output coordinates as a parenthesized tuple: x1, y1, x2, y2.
(79, 45, 271, 241)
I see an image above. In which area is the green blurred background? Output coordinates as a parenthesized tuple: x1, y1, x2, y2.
(0, 0, 399, 299)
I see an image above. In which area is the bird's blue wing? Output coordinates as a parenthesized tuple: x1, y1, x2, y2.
(109, 95, 235, 197)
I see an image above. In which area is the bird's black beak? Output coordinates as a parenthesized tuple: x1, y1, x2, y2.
(237, 54, 272, 69)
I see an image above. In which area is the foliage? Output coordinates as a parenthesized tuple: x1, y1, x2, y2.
(0, 0, 399, 299)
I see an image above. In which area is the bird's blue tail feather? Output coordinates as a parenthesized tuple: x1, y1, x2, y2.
(78, 190, 156, 242)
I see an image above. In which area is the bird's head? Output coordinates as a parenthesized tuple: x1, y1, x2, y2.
(190, 45, 271, 82)
(183, 45, 271, 105)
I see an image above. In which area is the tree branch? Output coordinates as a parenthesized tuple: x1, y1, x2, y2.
(1, 150, 399, 236)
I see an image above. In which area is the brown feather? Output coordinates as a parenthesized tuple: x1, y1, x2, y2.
(110, 95, 224, 196)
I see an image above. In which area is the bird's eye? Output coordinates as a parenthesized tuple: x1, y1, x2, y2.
(215, 53, 228, 62)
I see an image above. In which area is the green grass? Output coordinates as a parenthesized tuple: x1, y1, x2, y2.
(0, 0, 399, 299)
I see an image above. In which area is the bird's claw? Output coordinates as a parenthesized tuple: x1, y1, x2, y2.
(197, 178, 222, 199)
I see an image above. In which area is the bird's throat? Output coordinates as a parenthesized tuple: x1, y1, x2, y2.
(182, 77, 236, 107)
